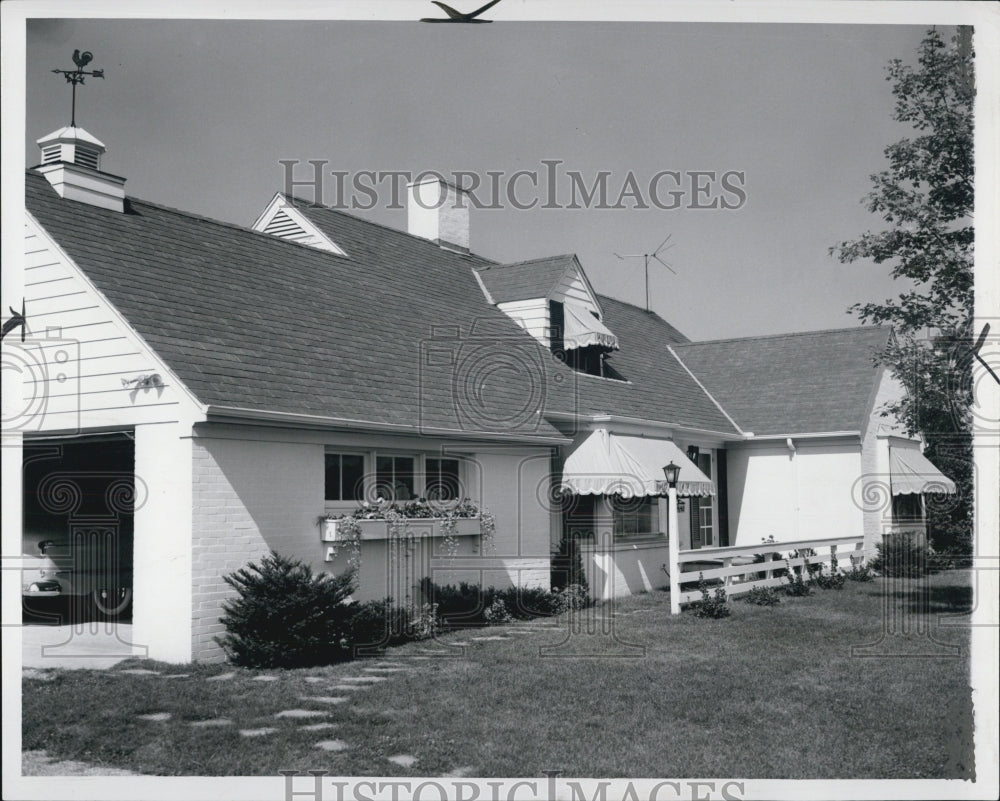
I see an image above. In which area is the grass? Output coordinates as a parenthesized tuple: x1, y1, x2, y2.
(22, 570, 974, 778)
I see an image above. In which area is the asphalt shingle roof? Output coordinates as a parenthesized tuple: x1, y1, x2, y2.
(670, 327, 891, 436)
(473, 255, 576, 304)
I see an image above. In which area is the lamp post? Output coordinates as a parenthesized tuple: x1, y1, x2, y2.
(663, 462, 681, 615)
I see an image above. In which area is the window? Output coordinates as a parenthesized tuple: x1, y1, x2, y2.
(689, 451, 714, 548)
(325, 453, 365, 502)
(892, 494, 924, 521)
(426, 458, 461, 501)
(611, 495, 660, 537)
(375, 455, 415, 501)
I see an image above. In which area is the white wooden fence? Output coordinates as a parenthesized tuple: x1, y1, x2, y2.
(671, 536, 868, 608)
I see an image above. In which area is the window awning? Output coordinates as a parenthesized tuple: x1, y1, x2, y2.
(889, 445, 956, 495)
(563, 303, 619, 351)
(561, 430, 715, 497)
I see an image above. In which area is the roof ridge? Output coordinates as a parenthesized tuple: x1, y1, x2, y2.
(483, 253, 578, 270)
(25, 170, 355, 261)
(674, 324, 888, 347)
(281, 191, 497, 267)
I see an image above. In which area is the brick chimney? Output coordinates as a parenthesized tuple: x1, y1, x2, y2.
(34, 126, 125, 213)
(407, 177, 470, 252)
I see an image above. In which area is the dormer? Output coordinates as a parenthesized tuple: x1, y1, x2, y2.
(33, 126, 125, 212)
(474, 254, 620, 377)
(252, 193, 347, 255)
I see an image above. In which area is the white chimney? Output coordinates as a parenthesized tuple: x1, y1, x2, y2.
(34, 126, 125, 213)
(407, 177, 470, 252)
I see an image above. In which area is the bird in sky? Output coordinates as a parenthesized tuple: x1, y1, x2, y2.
(421, 0, 503, 23)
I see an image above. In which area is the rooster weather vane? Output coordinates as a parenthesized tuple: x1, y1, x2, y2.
(421, 0, 503, 23)
(51, 49, 104, 127)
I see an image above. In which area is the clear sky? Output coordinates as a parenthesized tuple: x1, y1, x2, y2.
(24, 18, 935, 340)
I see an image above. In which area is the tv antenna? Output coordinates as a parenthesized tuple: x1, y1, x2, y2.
(615, 234, 676, 312)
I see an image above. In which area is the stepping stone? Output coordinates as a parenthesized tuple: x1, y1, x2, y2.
(22, 669, 56, 681)
(252, 675, 278, 682)
(276, 709, 326, 719)
(315, 739, 349, 752)
(305, 677, 326, 683)
(120, 668, 160, 675)
(300, 696, 349, 705)
(138, 712, 171, 722)
(442, 766, 475, 778)
(388, 754, 417, 768)
(190, 718, 232, 728)
(330, 684, 366, 692)
(363, 667, 410, 673)
(300, 722, 338, 731)
(240, 727, 277, 738)
(446, 641, 470, 647)
(340, 676, 388, 683)
(470, 636, 509, 642)
(159, 674, 191, 679)
(207, 671, 237, 682)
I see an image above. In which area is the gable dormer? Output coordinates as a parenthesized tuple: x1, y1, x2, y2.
(252, 193, 347, 255)
(474, 254, 619, 377)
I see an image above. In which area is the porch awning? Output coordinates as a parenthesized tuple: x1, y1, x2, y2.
(563, 303, 619, 351)
(561, 430, 715, 497)
(889, 445, 956, 495)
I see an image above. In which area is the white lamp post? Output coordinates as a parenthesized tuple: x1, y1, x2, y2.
(663, 462, 681, 615)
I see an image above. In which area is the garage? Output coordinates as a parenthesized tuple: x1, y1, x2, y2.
(22, 435, 135, 626)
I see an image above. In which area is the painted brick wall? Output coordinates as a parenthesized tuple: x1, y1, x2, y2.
(190, 434, 323, 661)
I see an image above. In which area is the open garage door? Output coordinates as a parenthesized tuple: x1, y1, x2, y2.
(22, 434, 135, 624)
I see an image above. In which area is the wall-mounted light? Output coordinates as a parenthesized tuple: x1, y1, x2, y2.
(662, 461, 680, 489)
(686, 445, 699, 462)
(121, 373, 162, 390)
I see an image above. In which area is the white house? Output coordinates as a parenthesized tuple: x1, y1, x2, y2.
(9, 122, 955, 663)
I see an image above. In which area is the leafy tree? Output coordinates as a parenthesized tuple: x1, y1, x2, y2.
(831, 28, 974, 555)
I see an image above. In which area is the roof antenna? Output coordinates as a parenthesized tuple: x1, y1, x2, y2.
(51, 49, 104, 127)
(615, 234, 676, 312)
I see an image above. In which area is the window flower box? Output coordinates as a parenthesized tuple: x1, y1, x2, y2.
(321, 516, 482, 542)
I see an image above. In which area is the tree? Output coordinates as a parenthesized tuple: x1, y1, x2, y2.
(831, 27, 974, 555)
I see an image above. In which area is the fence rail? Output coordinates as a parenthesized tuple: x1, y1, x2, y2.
(671, 536, 867, 607)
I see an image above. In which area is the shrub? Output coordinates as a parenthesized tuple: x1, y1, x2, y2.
(692, 573, 731, 618)
(782, 560, 812, 596)
(216, 551, 356, 668)
(420, 579, 592, 629)
(420, 579, 494, 627)
(348, 599, 414, 650)
(845, 560, 875, 582)
(810, 556, 846, 590)
(483, 596, 514, 625)
(551, 534, 589, 596)
(743, 585, 781, 606)
(870, 532, 930, 577)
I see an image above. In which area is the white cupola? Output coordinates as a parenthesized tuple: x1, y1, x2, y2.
(34, 125, 125, 213)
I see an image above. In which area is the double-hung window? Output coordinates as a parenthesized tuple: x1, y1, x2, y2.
(375, 455, 416, 501)
(426, 457, 461, 501)
(325, 453, 365, 502)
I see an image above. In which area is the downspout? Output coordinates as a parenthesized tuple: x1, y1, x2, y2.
(787, 438, 798, 539)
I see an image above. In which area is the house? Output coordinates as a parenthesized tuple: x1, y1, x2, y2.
(10, 122, 955, 663)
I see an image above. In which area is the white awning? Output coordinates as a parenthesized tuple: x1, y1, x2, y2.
(889, 445, 956, 495)
(563, 303, 619, 351)
(561, 430, 715, 497)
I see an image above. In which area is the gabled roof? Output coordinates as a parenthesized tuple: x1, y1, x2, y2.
(473, 254, 604, 318)
(670, 327, 892, 436)
(25, 172, 567, 441)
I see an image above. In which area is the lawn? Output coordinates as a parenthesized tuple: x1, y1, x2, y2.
(22, 570, 974, 778)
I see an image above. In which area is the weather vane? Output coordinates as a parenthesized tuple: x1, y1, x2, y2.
(51, 50, 104, 127)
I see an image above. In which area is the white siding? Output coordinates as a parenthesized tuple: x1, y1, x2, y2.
(21, 218, 200, 433)
(551, 266, 600, 317)
(497, 298, 550, 346)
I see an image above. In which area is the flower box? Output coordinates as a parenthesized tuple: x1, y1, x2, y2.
(321, 517, 481, 542)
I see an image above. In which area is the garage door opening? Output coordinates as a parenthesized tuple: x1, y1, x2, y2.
(22, 435, 135, 625)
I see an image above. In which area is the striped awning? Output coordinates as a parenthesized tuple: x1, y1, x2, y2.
(563, 303, 619, 351)
(561, 430, 715, 497)
(889, 445, 956, 495)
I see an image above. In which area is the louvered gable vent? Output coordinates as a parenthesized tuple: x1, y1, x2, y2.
(252, 194, 346, 256)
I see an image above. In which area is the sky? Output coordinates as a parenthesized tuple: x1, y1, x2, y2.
(23, 17, 938, 341)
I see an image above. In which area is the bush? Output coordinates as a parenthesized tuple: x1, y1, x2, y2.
(348, 599, 415, 650)
(870, 532, 931, 578)
(810, 557, 846, 590)
(743, 585, 781, 606)
(216, 551, 356, 668)
(551, 534, 589, 596)
(782, 560, 812, 597)
(692, 573, 731, 618)
(845, 560, 875, 582)
(483, 596, 514, 625)
(420, 579, 591, 629)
